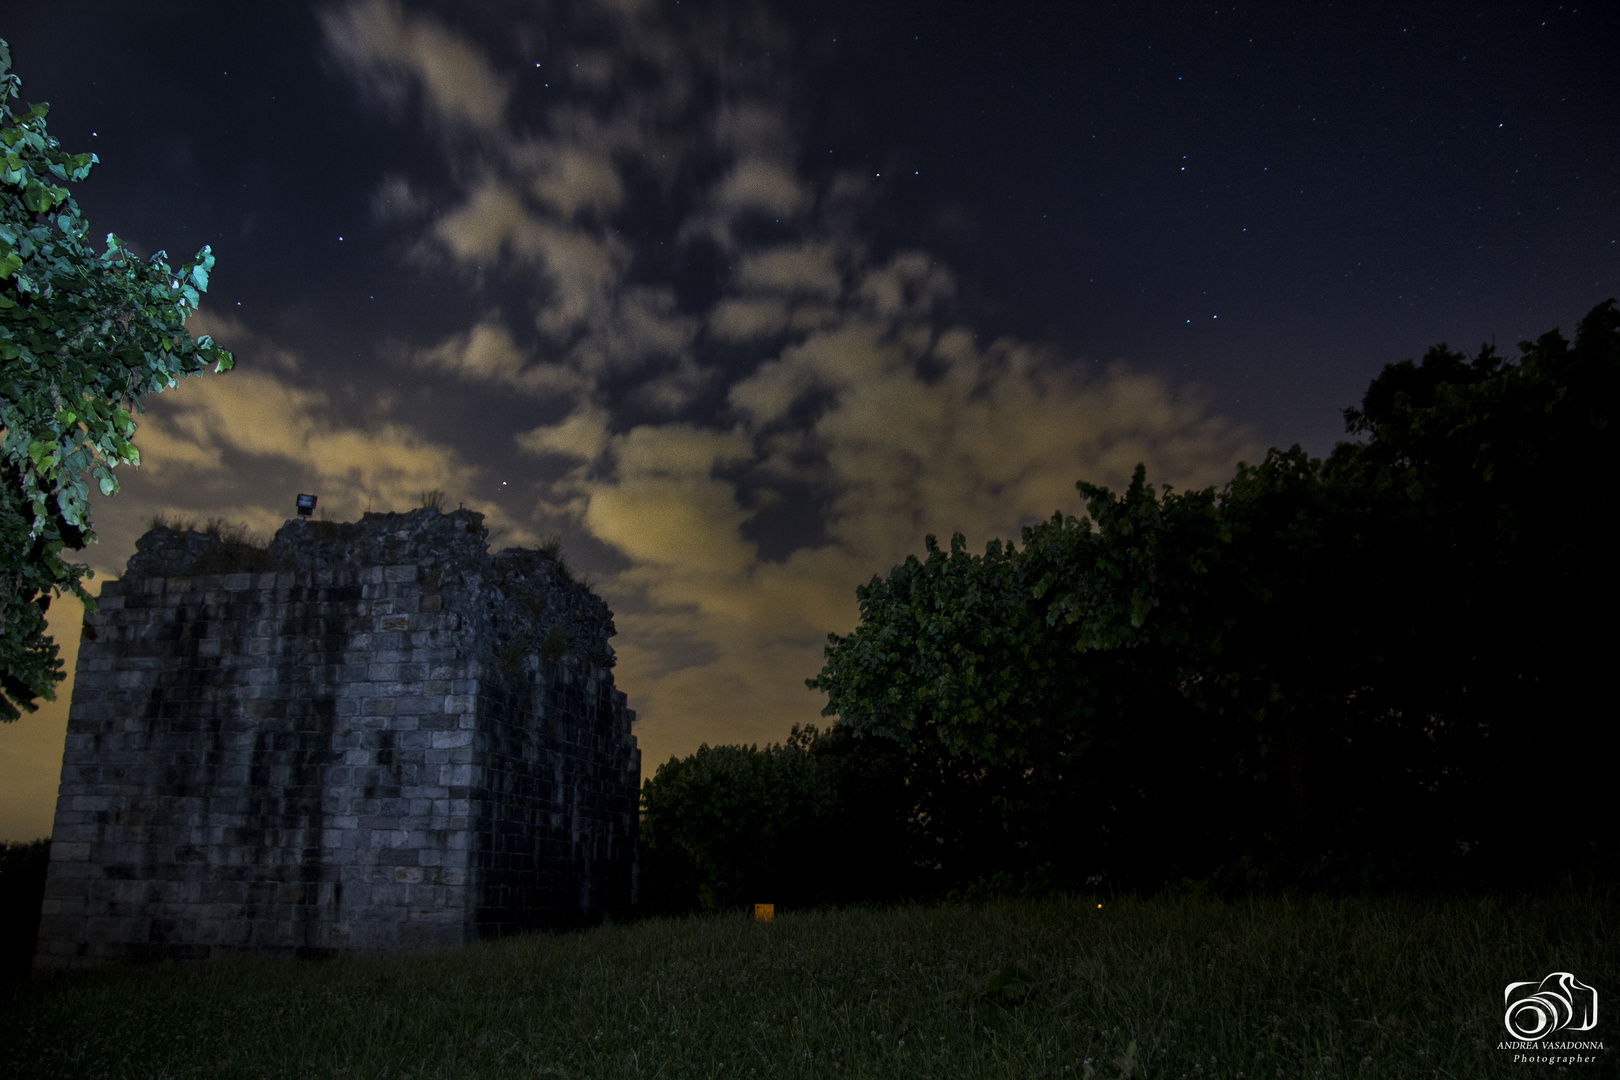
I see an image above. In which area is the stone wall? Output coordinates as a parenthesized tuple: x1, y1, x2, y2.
(34, 508, 638, 968)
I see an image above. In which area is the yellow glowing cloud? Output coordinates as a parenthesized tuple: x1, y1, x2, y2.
(531, 145, 625, 218)
(527, 421, 757, 580)
(738, 242, 842, 298)
(613, 423, 753, 478)
(859, 251, 957, 319)
(432, 182, 627, 334)
(727, 320, 902, 425)
(416, 322, 590, 397)
(320, 0, 511, 131)
(584, 478, 754, 575)
(126, 418, 223, 475)
(432, 182, 537, 261)
(131, 367, 479, 521)
(715, 158, 809, 217)
(516, 405, 613, 462)
(709, 297, 789, 340)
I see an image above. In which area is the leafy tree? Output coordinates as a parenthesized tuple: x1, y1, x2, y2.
(1029, 450, 1357, 847)
(0, 837, 50, 974)
(1321, 298, 1619, 873)
(810, 298, 1619, 891)
(638, 724, 948, 912)
(810, 457, 1353, 885)
(0, 40, 232, 721)
(639, 732, 833, 911)
(808, 532, 1070, 762)
(810, 527, 1114, 867)
(814, 516, 1216, 881)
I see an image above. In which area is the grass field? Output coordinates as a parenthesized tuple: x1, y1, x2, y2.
(1, 890, 1612, 1079)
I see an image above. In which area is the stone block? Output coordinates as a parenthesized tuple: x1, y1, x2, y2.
(394, 695, 439, 717)
(50, 842, 92, 863)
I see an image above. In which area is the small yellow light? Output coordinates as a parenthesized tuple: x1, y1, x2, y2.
(755, 903, 775, 922)
(1097, 903, 1103, 909)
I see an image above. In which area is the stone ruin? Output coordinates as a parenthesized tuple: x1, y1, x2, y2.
(34, 508, 639, 968)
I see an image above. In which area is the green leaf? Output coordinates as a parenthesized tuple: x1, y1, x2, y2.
(1129, 585, 1152, 628)
(0, 41, 232, 720)
(22, 180, 52, 212)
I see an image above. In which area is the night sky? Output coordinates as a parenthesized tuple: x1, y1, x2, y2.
(2, 0, 1615, 839)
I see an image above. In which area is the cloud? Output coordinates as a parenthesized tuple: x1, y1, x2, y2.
(319, 0, 510, 131)
(430, 181, 538, 261)
(715, 158, 809, 218)
(566, 286, 699, 379)
(712, 101, 795, 158)
(307, 0, 1267, 779)
(141, 368, 478, 511)
(738, 242, 842, 298)
(632, 357, 715, 414)
(534, 420, 759, 578)
(415, 322, 590, 397)
(431, 181, 628, 335)
(130, 313, 491, 534)
(727, 320, 895, 426)
(859, 252, 956, 319)
(124, 418, 224, 476)
(530, 145, 624, 218)
(516, 404, 613, 462)
(371, 174, 431, 222)
(709, 298, 789, 340)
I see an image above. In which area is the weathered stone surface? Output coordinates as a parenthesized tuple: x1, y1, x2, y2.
(35, 508, 638, 968)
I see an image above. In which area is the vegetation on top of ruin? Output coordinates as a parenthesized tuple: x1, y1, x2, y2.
(129, 506, 614, 672)
(537, 534, 573, 581)
(143, 514, 281, 573)
(145, 513, 264, 548)
(136, 503, 591, 586)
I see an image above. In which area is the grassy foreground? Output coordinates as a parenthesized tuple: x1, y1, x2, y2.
(1, 892, 1611, 1079)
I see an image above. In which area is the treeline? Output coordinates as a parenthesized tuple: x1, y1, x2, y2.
(640, 300, 1618, 911)
(0, 839, 49, 975)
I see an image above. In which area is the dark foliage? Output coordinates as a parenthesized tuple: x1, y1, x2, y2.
(1, 459, 88, 722)
(642, 303, 1618, 910)
(637, 726, 917, 913)
(795, 299, 1619, 900)
(0, 43, 231, 720)
(1319, 297, 1619, 882)
(0, 838, 48, 975)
